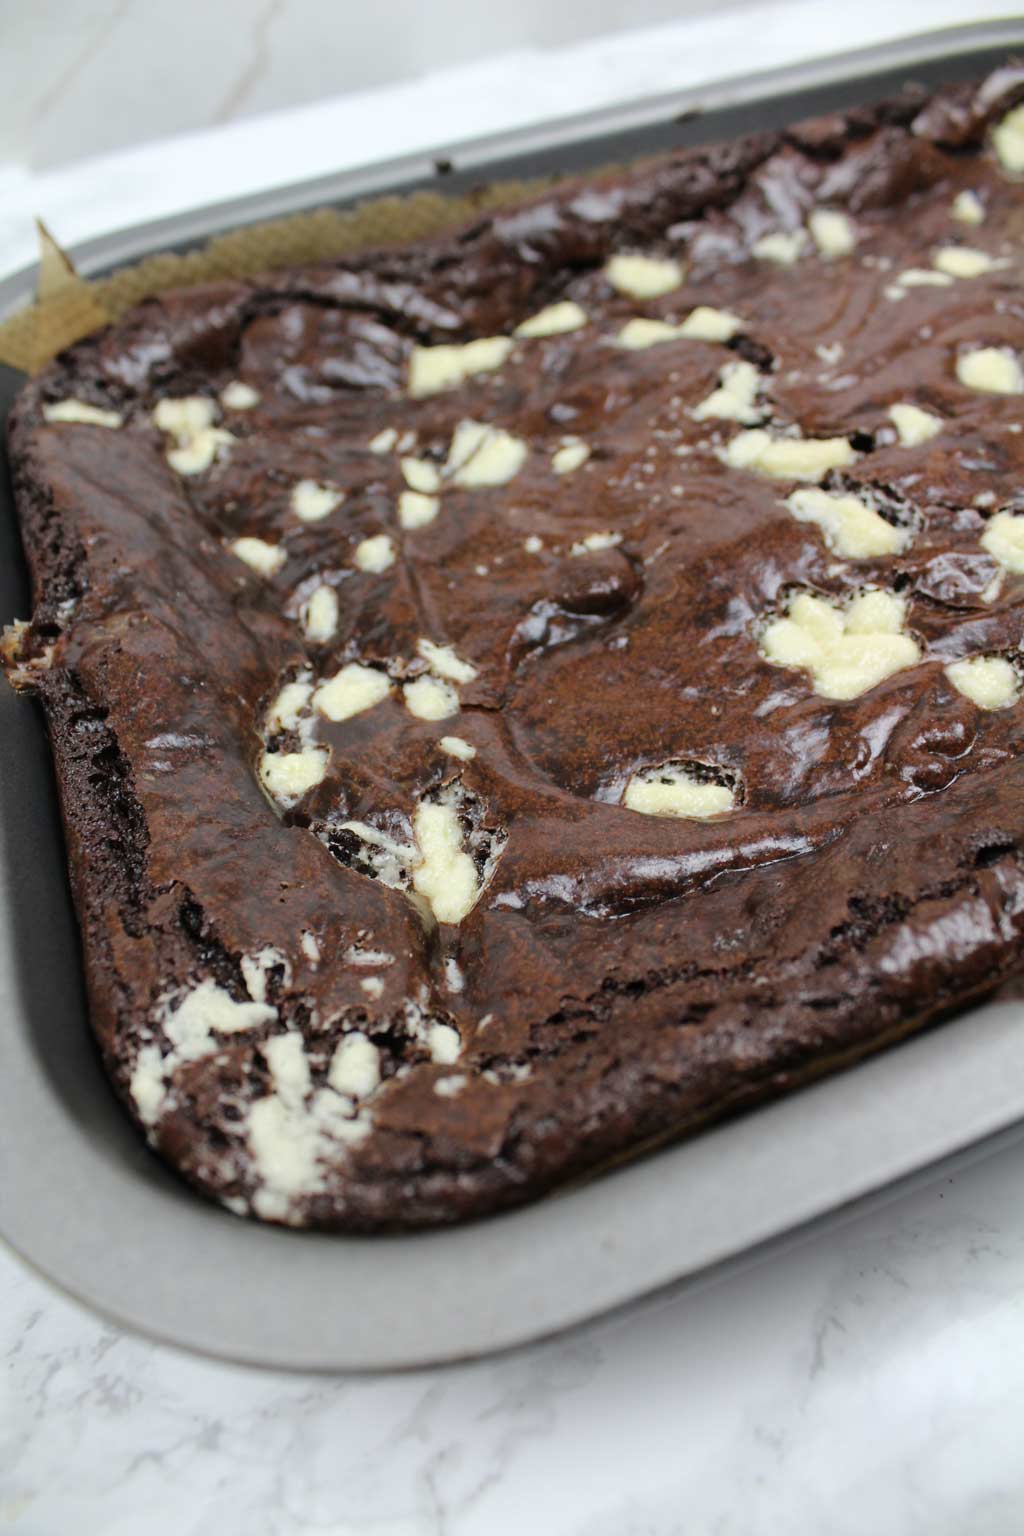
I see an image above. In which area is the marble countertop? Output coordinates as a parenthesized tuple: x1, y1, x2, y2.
(3, 3, 1024, 1530)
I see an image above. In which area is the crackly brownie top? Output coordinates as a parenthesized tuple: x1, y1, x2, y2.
(9, 69, 1024, 1227)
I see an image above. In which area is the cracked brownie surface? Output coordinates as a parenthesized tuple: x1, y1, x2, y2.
(6, 68, 1024, 1228)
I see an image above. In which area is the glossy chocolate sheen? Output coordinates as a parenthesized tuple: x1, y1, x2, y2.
(7, 69, 1024, 1229)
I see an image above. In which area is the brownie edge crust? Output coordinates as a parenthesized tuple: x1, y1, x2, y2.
(6, 69, 1024, 1230)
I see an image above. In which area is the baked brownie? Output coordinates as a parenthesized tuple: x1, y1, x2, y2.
(6, 68, 1024, 1230)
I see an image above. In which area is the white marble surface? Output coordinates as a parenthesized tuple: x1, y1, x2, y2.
(3, 2, 1024, 1529)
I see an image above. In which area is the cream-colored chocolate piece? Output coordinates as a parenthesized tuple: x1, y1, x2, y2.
(615, 318, 681, 350)
(981, 510, 1024, 572)
(398, 490, 440, 529)
(403, 674, 459, 721)
(407, 336, 512, 398)
(785, 487, 907, 559)
(623, 764, 735, 820)
(130, 980, 277, 1127)
(43, 398, 123, 428)
(551, 437, 590, 475)
(809, 209, 856, 258)
(752, 230, 806, 265)
(571, 531, 622, 555)
(368, 427, 398, 454)
(446, 419, 527, 487)
(412, 801, 479, 924)
(266, 678, 313, 733)
(993, 104, 1024, 175)
(932, 246, 1005, 279)
(434, 1074, 467, 1097)
(438, 735, 476, 761)
(220, 380, 260, 410)
(946, 655, 1019, 710)
(888, 403, 942, 446)
(722, 429, 856, 482)
(400, 457, 441, 493)
(360, 976, 384, 999)
(300, 584, 339, 643)
(523, 535, 543, 553)
(417, 638, 478, 683)
(241, 946, 291, 1006)
(614, 307, 742, 351)
(259, 747, 329, 804)
(605, 252, 685, 299)
(291, 479, 343, 523)
(514, 301, 588, 337)
(231, 537, 286, 576)
(154, 395, 234, 474)
(314, 662, 391, 722)
(300, 931, 320, 964)
(897, 268, 953, 288)
(328, 1033, 381, 1098)
(428, 1022, 461, 1064)
(761, 589, 920, 700)
(952, 189, 985, 225)
(692, 359, 764, 424)
(354, 533, 396, 573)
(956, 347, 1024, 394)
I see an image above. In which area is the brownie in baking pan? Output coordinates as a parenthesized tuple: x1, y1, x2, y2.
(5, 68, 1024, 1229)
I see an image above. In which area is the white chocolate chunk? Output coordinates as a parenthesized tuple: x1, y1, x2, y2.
(417, 638, 478, 683)
(154, 396, 234, 474)
(314, 663, 391, 721)
(957, 347, 1024, 394)
(338, 823, 417, 888)
(403, 674, 459, 720)
(722, 429, 856, 482)
(167, 429, 235, 475)
(624, 764, 735, 820)
(266, 679, 313, 733)
(889, 403, 942, 446)
(408, 336, 512, 398)
(678, 306, 743, 342)
(368, 427, 398, 454)
(692, 359, 764, 424)
(761, 589, 920, 700)
(291, 479, 343, 523)
(981, 510, 1024, 572)
(328, 1033, 381, 1098)
(615, 317, 682, 350)
(571, 531, 622, 555)
(551, 438, 590, 475)
(360, 976, 384, 999)
(752, 229, 806, 265)
(438, 735, 476, 761)
(300, 931, 320, 964)
(952, 189, 985, 225)
(785, 487, 907, 559)
(809, 209, 856, 258)
(354, 533, 396, 573)
(220, 380, 260, 410)
(231, 537, 286, 576)
(897, 268, 953, 288)
(259, 747, 328, 804)
(435, 1074, 467, 1097)
(523, 535, 543, 553)
(241, 946, 290, 1005)
(446, 419, 527, 488)
(428, 1022, 462, 1064)
(400, 456, 441, 493)
(43, 398, 122, 428)
(514, 301, 587, 338)
(946, 655, 1019, 710)
(130, 1045, 167, 1126)
(165, 978, 276, 1055)
(992, 105, 1024, 175)
(300, 584, 339, 643)
(413, 799, 478, 923)
(932, 246, 1005, 279)
(398, 490, 440, 529)
(605, 252, 684, 299)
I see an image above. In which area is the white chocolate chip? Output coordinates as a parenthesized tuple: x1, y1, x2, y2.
(752, 229, 807, 265)
(992, 105, 1024, 175)
(761, 588, 920, 700)
(259, 747, 329, 804)
(439, 735, 476, 761)
(981, 510, 1024, 572)
(291, 479, 343, 523)
(241, 946, 291, 1005)
(605, 252, 685, 299)
(445, 419, 527, 488)
(154, 396, 234, 475)
(407, 336, 512, 398)
(889, 403, 943, 446)
(434, 1073, 467, 1097)
(551, 438, 591, 474)
(444, 957, 464, 993)
(897, 268, 953, 289)
(514, 301, 588, 337)
(809, 209, 856, 258)
(785, 487, 907, 559)
(360, 976, 384, 999)
(427, 1022, 461, 1063)
(231, 537, 286, 576)
(815, 341, 844, 367)
(300, 931, 320, 964)
(300, 584, 339, 643)
(266, 678, 313, 733)
(932, 246, 1005, 279)
(369, 427, 398, 454)
(400, 457, 441, 493)
(43, 398, 122, 428)
(403, 674, 459, 720)
(398, 490, 440, 528)
(952, 189, 985, 225)
(614, 318, 682, 350)
(523, 534, 543, 553)
(571, 531, 622, 555)
(614, 307, 742, 350)
(220, 380, 260, 410)
(314, 663, 391, 721)
(412, 799, 478, 923)
(354, 533, 396, 573)
(946, 655, 1019, 710)
(722, 429, 856, 482)
(327, 1033, 381, 1098)
(131, 979, 277, 1127)
(417, 638, 478, 683)
(692, 359, 764, 424)
(956, 347, 1024, 394)
(623, 763, 735, 819)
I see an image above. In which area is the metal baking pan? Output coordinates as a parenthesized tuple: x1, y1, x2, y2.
(3, 18, 1024, 1372)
